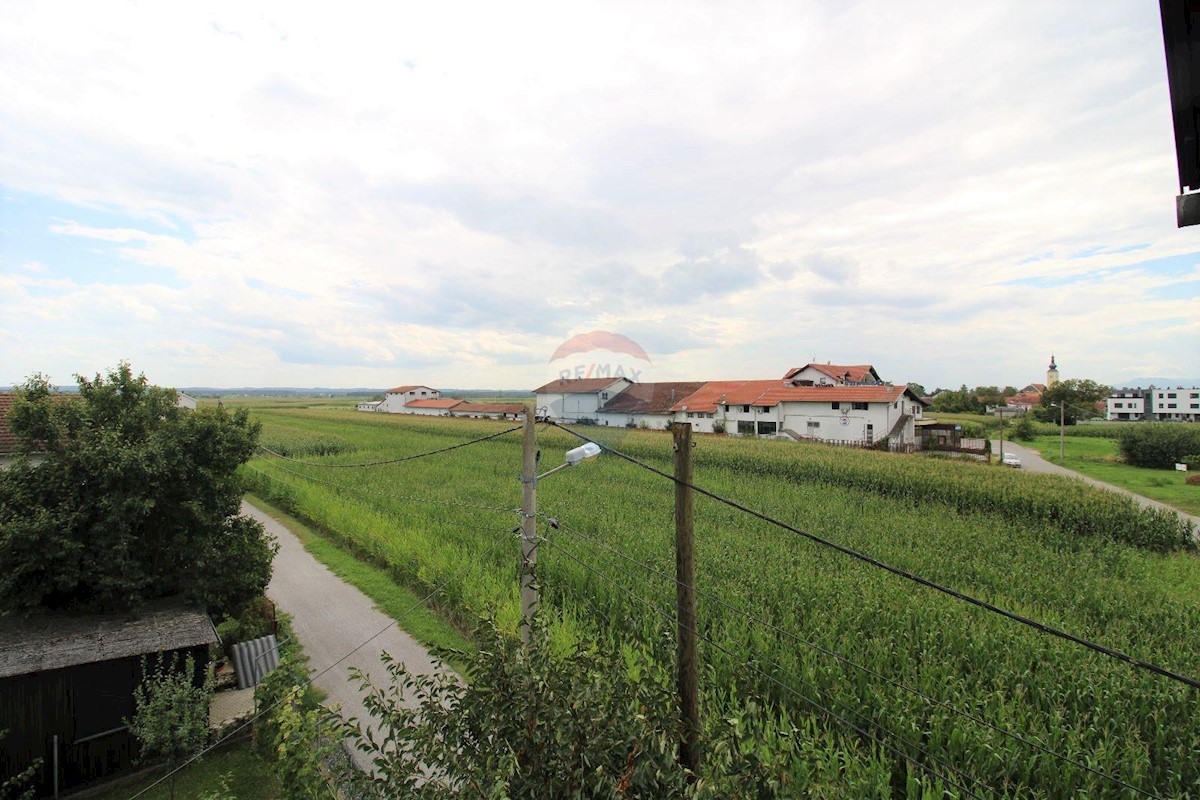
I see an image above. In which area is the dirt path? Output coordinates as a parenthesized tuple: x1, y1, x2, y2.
(245, 500, 454, 772)
(991, 440, 1199, 533)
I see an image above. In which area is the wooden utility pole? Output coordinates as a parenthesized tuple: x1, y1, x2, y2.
(519, 412, 539, 645)
(672, 422, 701, 775)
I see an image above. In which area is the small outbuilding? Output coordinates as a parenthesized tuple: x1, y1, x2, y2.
(0, 600, 218, 796)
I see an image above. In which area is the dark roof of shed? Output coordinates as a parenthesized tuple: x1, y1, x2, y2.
(0, 600, 218, 679)
(598, 382, 707, 415)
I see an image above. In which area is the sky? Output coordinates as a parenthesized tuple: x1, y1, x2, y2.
(1, 1, 1197, 392)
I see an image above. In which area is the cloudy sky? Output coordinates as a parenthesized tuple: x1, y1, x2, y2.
(1, 1, 1197, 392)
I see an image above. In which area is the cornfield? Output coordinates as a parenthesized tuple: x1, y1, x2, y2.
(242, 407, 1200, 797)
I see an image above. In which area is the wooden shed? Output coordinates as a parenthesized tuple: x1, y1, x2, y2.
(0, 600, 218, 795)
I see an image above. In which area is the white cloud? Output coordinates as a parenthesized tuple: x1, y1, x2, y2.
(0, 1, 1196, 389)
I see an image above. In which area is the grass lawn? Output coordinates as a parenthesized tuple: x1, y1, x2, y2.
(82, 737, 278, 800)
(246, 493, 476, 671)
(1026, 434, 1200, 516)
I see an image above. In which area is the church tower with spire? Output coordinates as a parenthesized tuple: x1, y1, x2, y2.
(1047, 354, 1059, 388)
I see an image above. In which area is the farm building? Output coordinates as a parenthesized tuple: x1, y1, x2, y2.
(0, 601, 218, 796)
(782, 363, 883, 386)
(402, 398, 464, 416)
(355, 400, 383, 412)
(379, 385, 440, 413)
(533, 364, 926, 448)
(595, 381, 706, 429)
(449, 402, 525, 420)
(533, 378, 631, 423)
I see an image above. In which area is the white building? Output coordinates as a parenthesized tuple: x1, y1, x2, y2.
(449, 402, 526, 420)
(595, 381, 706, 429)
(781, 363, 882, 386)
(1106, 387, 1200, 421)
(355, 400, 383, 412)
(380, 385, 440, 413)
(533, 378, 631, 423)
(1149, 387, 1200, 422)
(670, 380, 925, 446)
(402, 398, 463, 416)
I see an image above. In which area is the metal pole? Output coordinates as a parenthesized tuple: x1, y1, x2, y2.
(672, 422, 701, 776)
(52, 733, 59, 799)
(519, 412, 539, 646)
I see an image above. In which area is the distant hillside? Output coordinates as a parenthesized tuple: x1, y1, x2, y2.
(1113, 378, 1200, 389)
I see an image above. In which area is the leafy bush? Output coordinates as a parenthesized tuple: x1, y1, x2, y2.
(1118, 424, 1200, 469)
(712, 420, 726, 434)
(214, 597, 276, 657)
(127, 654, 214, 800)
(342, 619, 889, 798)
(1009, 416, 1037, 442)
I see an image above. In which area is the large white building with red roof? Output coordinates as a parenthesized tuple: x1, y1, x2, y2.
(537, 365, 927, 449)
(379, 385, 440, 413)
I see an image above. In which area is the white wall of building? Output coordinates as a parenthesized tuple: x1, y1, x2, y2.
(1150, 388, 1200, 421)
(380, 387, 440, 413)
(537, 380, 629, 422)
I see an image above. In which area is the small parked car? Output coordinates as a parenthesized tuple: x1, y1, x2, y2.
(1001, 453, 1022, 468)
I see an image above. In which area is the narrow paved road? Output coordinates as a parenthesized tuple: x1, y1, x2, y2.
(991, 440, 1200, 532)
(244, 500, 453, 771)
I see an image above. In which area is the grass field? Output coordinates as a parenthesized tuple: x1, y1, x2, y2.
(1024, 434, 1200, 517)
(84, 738, 278, 800)
(239, 405, 1200, 796)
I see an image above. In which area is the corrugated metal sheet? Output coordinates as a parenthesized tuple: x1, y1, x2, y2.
(231, 634, 279, 689)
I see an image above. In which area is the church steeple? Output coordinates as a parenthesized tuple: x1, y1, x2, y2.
(1047, 354, 1059, 388)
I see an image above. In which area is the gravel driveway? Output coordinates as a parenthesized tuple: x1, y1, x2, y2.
(990, 440, 1199, 533)
(245, 500, 454, 772)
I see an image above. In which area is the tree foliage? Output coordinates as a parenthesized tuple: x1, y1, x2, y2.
(127, 654, 214, 800)
(929, 385, 1004, 414)
(0, 362, 276, 615)
(1031, 379, 1111, 425)
(1118, 424, 1200, 469)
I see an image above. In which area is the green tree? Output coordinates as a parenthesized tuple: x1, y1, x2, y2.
(0, 362, 276, 615)
(1118, 424, 1200, 469)
(906, 382, 927, 397)
(1033, 379, 1112, 425)
(1009, 415, 1037, 442)
(127, 654, 214, 800)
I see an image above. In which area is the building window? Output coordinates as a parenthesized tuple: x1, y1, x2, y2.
(1168, 403, 1177, 409)
(866, 423, 874, 444)
(759, 406, 770, 413)
(725, 404, 732, 412)
(1168, 393, 1177, 399)
(601, 392, 608, 400)
(1113, 402, 1123, 408)
(756, 421, 777, 435)
(831, 401, 841, 410)
(737, 421, 755, 435)
(742, 405, 751, 413)
(853, 402, 868, 410)
(807, 420, 820, 431)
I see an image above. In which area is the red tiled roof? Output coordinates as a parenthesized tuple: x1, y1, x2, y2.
(598, 382, 707, 415)
(0, 394, 17, 455)
(453, 402, 526, 414)
(672, 381, 916, 413)
(783, 364, 878, 383)
(404, 398, 463, 409)
(387, 385, 437, 394)
(1005, 392, 1042, 408)
(532, 377, 629, 394)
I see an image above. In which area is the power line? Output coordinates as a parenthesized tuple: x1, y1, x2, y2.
(548, 420, 1200, 692)
(544, 512, 1157, 799)
(127, 523, 516, 800)
(257, 424, 521, 468)
(539, 536, 988, 799)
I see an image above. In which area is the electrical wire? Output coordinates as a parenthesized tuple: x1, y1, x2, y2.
(539, 536, 988, 799)
(543, 512, 1157, 799)
(548, 420, 1200, 692)
(127, 523, 517, 800)
(257, 424, 521, 468)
